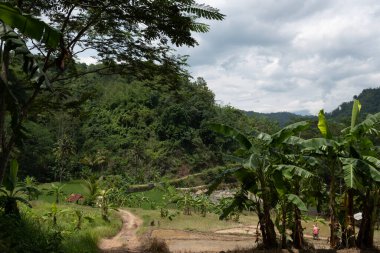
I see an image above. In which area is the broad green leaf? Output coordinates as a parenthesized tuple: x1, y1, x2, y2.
(317, 110, 332, 139)
(245, 153, 261, 170)
(301, 138, 339, 152)
(272, 170, 287, 196)
(207, 167, 241, 194)
(256, 132, 272, 142)
(9, 160, 19, 187)
(220, 192, 246, 220)
(368, 165, 380, 182)
(270, 121, 309, 146)
(350, 112, 380, 136)
(13, 196, 32, 208)
(363, 156, 380, 169)
(207, 123, 252, 150)
(282, 136, 305, 146)
(340, 158, 362, 189)
(0, 3, 61, 48)
(286, 194, 308, 212)
(274, 165, 314, 179)
(362, 156, 380, 182)
(350, 99, 361, 130)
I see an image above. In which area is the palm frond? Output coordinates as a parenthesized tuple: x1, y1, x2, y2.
(183, 4, 225, 21)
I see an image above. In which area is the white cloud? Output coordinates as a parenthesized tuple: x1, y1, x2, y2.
(179, 0, 380, 115)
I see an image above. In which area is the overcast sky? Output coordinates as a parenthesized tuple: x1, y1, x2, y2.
(176, 0, 380, 115)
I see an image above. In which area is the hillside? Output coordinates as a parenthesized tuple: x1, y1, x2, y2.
(328, 87, 380, 121)
(245, 87, 380, 126)
(245, 111, 314, 127)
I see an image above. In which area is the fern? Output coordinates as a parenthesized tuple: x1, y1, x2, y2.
(183, 4, 225, 21)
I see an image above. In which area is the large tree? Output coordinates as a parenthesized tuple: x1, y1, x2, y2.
(0, 1, 224, 181)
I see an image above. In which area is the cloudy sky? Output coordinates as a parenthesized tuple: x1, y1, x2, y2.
(176, 0, 380, 115)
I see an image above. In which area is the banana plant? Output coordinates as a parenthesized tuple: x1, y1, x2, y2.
(299, 101, 380, 248)
(97, 188, 118, 222)
(0, 4, 61, 184)
(46, 183, 66, 204)
(272, 163, 314, 248)
(21, 176, 41, 201)
(82, 178, 100, 206)
(0, 160, 32, 217)
(42, 203, 71, 226)
(208, 121, 309, 249)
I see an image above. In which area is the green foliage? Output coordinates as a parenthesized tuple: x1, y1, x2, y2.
(330, 87, 380, 121)
(0, 3, 60, 47)
(0, 160, 32, 217)
(46, 184, 66, 204)
(0, 212, 63, 253)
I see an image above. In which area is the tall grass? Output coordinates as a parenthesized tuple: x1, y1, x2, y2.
(0, 199, 121, 253)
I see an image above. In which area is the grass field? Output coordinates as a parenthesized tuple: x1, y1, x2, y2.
(0, 180, 121, 253)
(129, 207, 259, 235)
(22, 200, 122, 253)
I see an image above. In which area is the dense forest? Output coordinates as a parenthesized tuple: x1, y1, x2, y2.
(1, 2, 380, 253)
(18, 65, 279, 183)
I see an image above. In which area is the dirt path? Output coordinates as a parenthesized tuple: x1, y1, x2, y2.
(99, 209, 143, 253)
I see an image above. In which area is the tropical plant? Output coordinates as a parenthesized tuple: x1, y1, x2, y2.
(0, 160, 32, 216)
(73, 209, 94, 230)
(21, 176, 41, 201)
(46, 183, 66, 204)
(42, 203, 70, 226)
(53, 134, 76, 182)
(299, 100, 380, 248)
(208, 121, 310, 249)
(97, 188, 117, 222)
(0, 4, 61, 182)
(0, 0, 224, 186)
(82, 178, 100, 206)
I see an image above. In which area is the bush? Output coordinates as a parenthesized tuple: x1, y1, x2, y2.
(0, 212, 63, 253)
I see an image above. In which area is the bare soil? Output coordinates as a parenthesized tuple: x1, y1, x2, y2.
(99, 209, 143, 253)
(151, 229, 256, 253)
(99, 209, 379, 253)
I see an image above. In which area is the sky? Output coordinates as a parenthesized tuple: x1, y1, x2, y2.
(176, 0, 380, 115)
(79, 1, 380, 115)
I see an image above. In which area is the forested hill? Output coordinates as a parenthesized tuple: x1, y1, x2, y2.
(245, 111, 313, 127)
(245, 87, 380, 126)
(19, 66, 278, 182)
(328, 87, 380, 121)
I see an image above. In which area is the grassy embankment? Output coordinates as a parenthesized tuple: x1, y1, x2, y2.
(0, 180, 121, 253)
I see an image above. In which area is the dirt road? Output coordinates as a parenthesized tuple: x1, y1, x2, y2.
(99, 209, 143, 253)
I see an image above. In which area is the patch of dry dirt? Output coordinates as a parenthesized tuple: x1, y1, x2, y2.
(99, 209, 142, 253)
(151, 229, 257, 253)
(99, 210, 379, 253)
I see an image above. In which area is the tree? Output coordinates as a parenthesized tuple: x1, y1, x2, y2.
(300, 101, 380, 248)
(53, 134, 75, 182)
(208, 121, 310, 249)
(0, 160, 32, 217)
(0, 1, 224, 182)
(0, 3, 60, 183)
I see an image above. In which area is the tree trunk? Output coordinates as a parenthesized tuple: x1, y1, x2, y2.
(260, 200, 277, 248)
(4, 198, 20, 217)
(293, 207, 304, 249)
(0, 41, 11, 184)
(342, 189, 355, 248)
(281, 203, 287, 248)
(357, 189, 378, 248)
(329, 172, 338, 248)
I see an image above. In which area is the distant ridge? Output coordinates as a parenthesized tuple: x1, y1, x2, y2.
(244, 87, 380, 126)
(245, 111, 313, 127)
